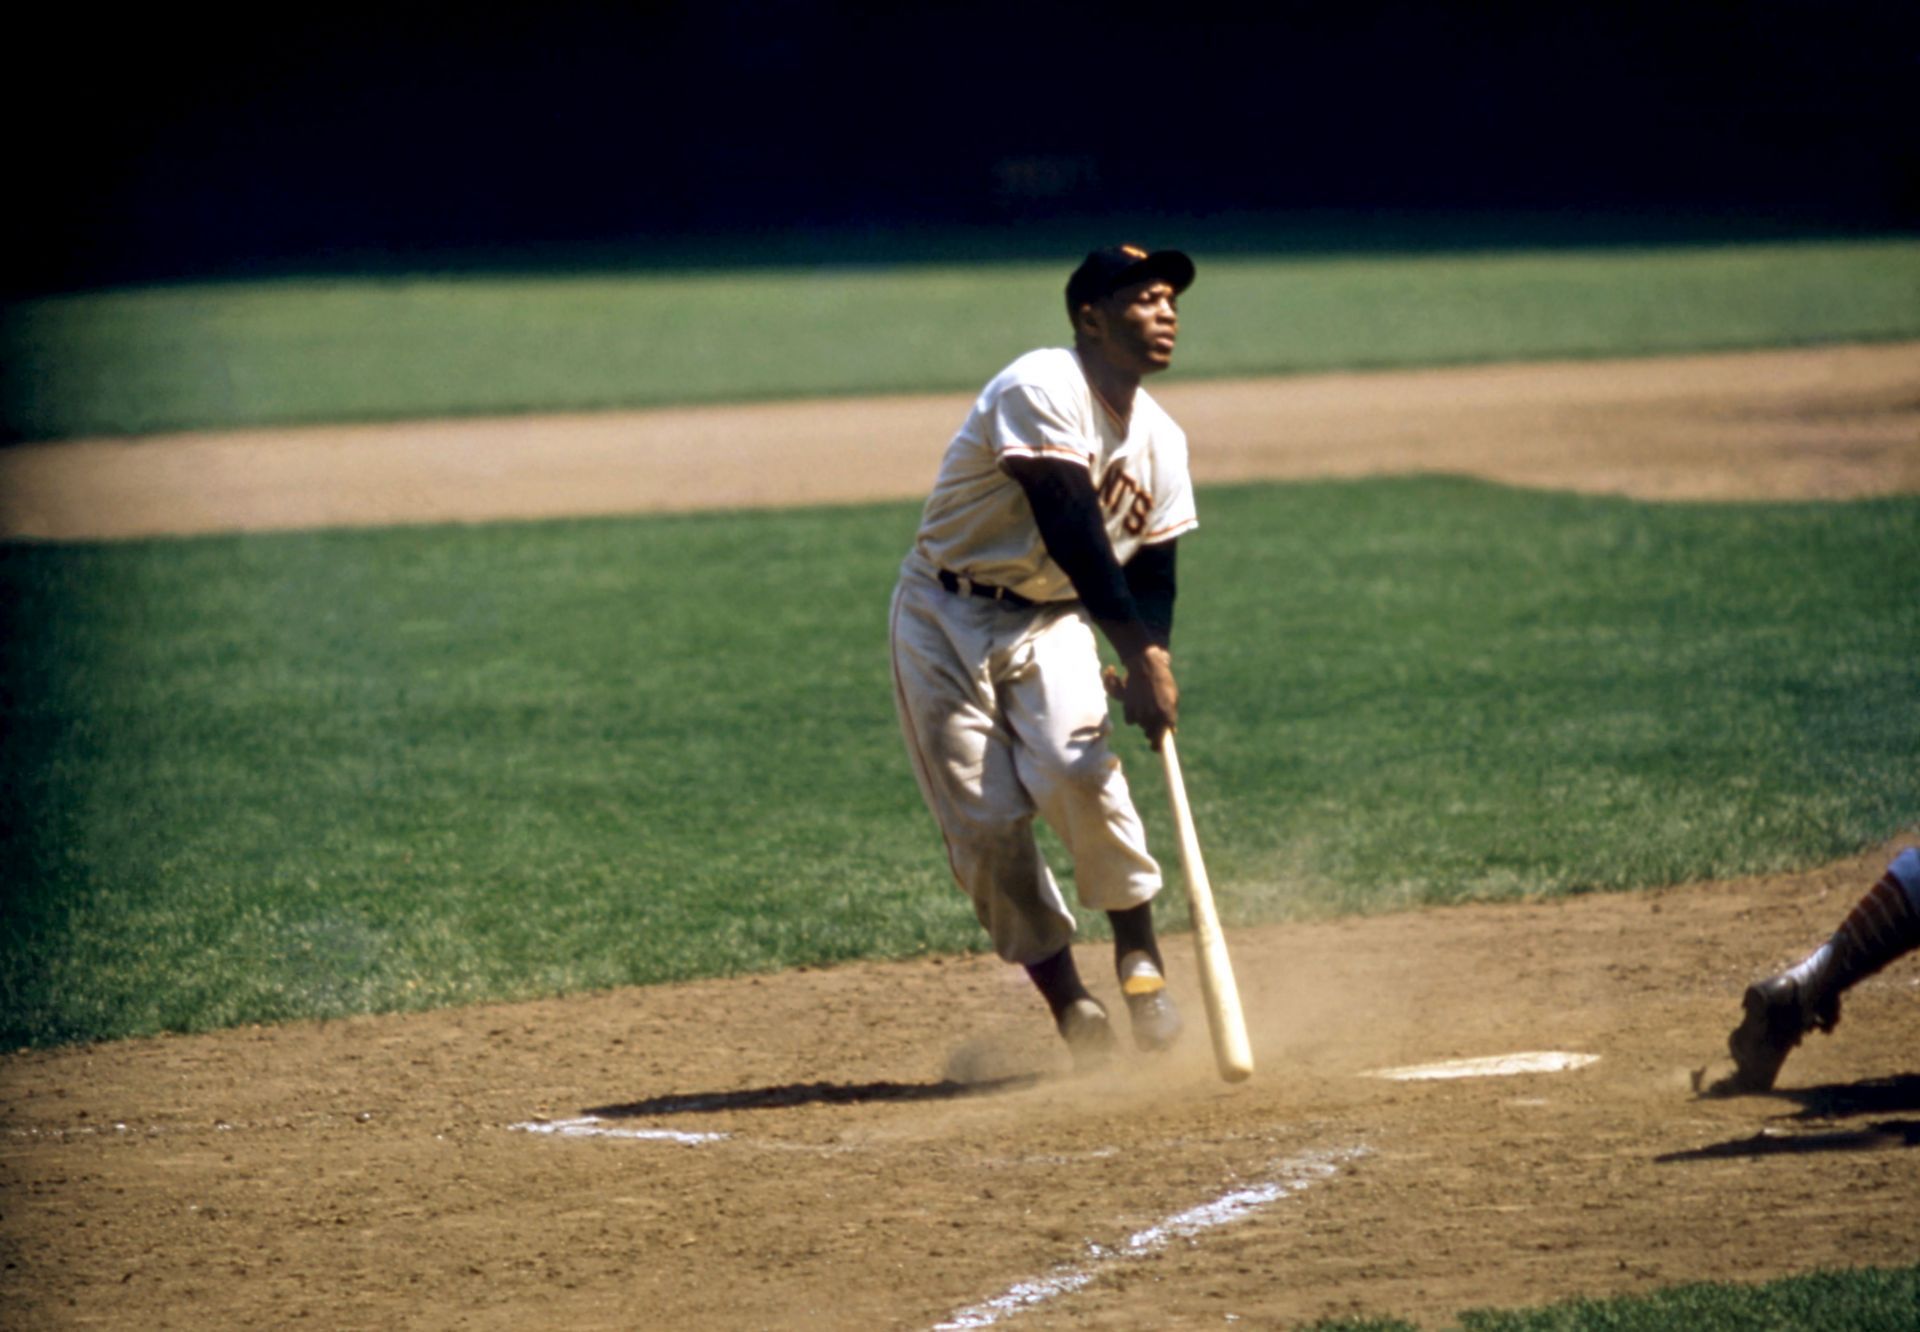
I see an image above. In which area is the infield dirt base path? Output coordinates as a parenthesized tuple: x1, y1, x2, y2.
(2, 344, 1917, 1329)
(3, 845, 1917, 1330)
(3, 341, 1918, 539)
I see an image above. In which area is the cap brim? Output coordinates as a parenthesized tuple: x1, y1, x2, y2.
(1137, 249, 1195, 294)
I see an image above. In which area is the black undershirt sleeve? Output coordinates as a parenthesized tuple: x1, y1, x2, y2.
(1005, 456, 1177, 661)
(1124, 537, 1177, 647)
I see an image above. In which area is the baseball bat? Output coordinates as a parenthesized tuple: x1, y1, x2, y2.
(1159, 731, 1254, 1083)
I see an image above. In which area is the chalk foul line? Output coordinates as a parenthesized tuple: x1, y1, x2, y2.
(510, 1116, 728, 1145)
(930, 1145, 1368, 1330)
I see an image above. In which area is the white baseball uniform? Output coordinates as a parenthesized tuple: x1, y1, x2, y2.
(889, 346, 1198, 964)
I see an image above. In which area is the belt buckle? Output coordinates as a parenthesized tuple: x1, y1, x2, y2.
(943, 569, 1022, 607)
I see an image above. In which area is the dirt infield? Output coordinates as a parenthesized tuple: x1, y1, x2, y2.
(3, 341, 1917, 539)
(4, 846, 1917, 1330)
(3, 344, 1918, 1329)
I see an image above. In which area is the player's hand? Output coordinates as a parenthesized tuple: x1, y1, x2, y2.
(1103, 646, 1178, 750)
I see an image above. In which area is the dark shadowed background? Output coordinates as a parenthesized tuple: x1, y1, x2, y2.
(10, 0, 1918, 293)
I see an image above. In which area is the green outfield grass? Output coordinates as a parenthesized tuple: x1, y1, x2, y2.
(1308, 1261, 1920, 1330)
(4, 478, 1915, 1046)
(3, 235, 1916, 441)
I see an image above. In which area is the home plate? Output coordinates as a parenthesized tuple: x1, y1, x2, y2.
(1367, 1051, 1599, 1081)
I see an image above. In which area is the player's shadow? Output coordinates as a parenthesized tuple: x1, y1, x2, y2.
(1775, 1074, 1920, 1120)
(585, 1074, 1040, 1119)
(1658, 1074, 1920, 1163)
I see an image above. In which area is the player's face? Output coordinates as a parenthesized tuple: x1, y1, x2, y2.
(1088, 279, 1180, 376)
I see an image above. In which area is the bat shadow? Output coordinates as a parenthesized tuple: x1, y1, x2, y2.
(584, 1073, 1041, 1120)
(1657, 1073, 1920, 1163)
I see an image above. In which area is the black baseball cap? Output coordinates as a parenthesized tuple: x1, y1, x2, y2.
(1065, 244, 1196, 311)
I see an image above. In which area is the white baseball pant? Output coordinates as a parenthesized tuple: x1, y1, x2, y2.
(889, 571, 1163, 965)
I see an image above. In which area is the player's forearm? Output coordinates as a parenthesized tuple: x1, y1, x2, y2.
(1124, 538, 1177, 649)
(1006, 459, 1157, 662)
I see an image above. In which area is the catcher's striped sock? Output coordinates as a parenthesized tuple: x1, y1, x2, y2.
(1827, 847, 1920, 992)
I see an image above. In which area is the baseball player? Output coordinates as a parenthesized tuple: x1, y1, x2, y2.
(1708, 845, 1920, 1094)
(889, 244, 1197, 1064)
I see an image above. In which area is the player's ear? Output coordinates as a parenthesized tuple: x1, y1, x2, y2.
(1072, 299, 1105, 341)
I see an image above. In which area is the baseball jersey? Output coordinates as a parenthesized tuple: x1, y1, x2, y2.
(907, 348, 1198, 603)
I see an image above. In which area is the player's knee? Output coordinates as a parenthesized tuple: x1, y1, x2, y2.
(948, 810, 1037, 871)
(951, 798, 1029, 834)
(1027, 745, 1120, 805)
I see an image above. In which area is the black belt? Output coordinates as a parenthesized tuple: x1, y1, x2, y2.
(938, 569, 1039, 609)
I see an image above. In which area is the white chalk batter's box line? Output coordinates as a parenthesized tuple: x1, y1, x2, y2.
(507, 1051, 1601, 1146)
(512, 1118, 729, 1145)
(9, 1054, 1599, 1146)
(925, 1053, 1601, 1327)
(508, 1118, 894, 1156)
(930, 1144, 1371, 1330)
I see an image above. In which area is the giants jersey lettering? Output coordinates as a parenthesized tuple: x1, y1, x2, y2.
(907, 347, 1198, 603)
(1099, 462, 1156, 537)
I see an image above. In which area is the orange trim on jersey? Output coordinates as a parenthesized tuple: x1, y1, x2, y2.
(1088, 384, 1130, 431)
(1001, 443, 1095, 467)
(1141, 517, 1199, 541)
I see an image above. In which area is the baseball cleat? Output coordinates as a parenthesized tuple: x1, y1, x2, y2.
(1716, 972, 1841, 1094)
(1056, 997, 1117, 1069)
(1124, 989, 1184, 1053)
(1118, 950, 1184, 1052)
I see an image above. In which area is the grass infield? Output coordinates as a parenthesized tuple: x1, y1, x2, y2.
(3, 478, 1915, 1047)
(1305, 1260, 1920, 1330)
(3, 235, 1917, 441)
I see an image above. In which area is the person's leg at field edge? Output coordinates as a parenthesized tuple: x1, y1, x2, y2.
(1707, 846, 1920, 1094)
